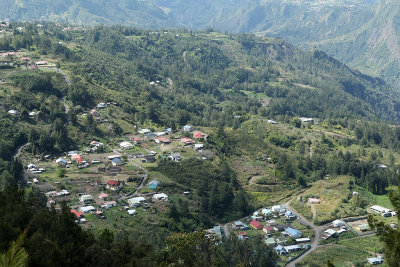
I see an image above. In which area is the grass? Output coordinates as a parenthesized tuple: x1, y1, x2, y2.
(298, 245, 370, 267)
(337, 235, 384, 254)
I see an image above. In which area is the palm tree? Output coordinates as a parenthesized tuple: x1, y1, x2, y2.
(0, 226, 29, 267)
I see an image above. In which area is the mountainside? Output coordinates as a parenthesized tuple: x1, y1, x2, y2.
(1, 23, 400, 267)
(3, 0, 400, 86)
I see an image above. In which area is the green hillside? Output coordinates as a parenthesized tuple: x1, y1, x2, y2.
(0, 23, 399, 266)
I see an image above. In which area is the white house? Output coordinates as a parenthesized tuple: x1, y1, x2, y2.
(120, 141, 133, 150)
(153, 193, 168, 201)
(56, 158, 67, 166)
(332, 219, 345, 228)
(127, 197, 146, 207)
(79, 206, 96, 213)
(128, 209, 137, 215)
(367, 258, 383, 265)
(370, 205, 391, 214)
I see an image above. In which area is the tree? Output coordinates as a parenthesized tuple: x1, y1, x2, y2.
(368, 176, 400, 267)
(0, 227, 29, 267)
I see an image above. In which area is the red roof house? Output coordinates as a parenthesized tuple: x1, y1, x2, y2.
(71, 209, 84, 218)
(181, 137, 195, 145)
(250, 220, 263, 230)
(156, 137, 170, 144)
(106, 180, 121, 191)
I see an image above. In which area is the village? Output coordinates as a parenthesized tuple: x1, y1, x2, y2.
(21, 100, 397, 266)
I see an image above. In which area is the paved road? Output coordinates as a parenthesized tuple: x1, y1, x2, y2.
(284, 201, 323, 267)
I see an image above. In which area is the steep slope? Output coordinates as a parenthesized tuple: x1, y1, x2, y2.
(314, 0, 400, 86)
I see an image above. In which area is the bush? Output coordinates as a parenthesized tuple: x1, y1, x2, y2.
(57, 168, 66, 178)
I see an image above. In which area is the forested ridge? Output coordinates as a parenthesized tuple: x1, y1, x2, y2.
(0, 22, 399, 266)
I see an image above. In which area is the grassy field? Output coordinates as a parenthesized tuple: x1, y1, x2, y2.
(337, 235, 384, 254)
(298, 245, 371, 267)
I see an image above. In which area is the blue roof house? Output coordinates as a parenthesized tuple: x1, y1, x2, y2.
(149, 180, 159, 190)
(183, 125, 194, 132)
(112, 157, 122, 166)
(285, 227, 302, 239)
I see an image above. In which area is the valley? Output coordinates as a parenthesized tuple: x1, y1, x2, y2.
(0, 22, 398, 266)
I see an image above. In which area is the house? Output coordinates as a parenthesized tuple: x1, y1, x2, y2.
(71, 209, 84, 218)
(194, 144, 204, 151)
(367, 258, 384, 265)
(21, 57, 30, 61)
(251, 215, 263, 221)
(142, 155, 156, 163)
(356, 224, 370, 232)
(250, 220, 263, 230)
(285, 227, 302, 239)
(266, 220, 278, 226)
(237, 232, 248, 240)
(138, 129, 151, 134)
(295, 237, 311, 243)
(213, 226, 223, 238)
(155, 137, 170, 144)
(324, 229, 337, 237)
(308, 198, 320, 204)
(274, 245, 287, 255)
(284, 245, 302, 253)
(7, 109, 19, 115)
(276, 236, 287, 245)
(193, 131, 206, 139)
(263, 227, 275, 234)
(285, 210, 296, 219)
(106, 180, 121, 191)
(110, 166, 121, 172)
(149, 180, 159, 190)
(128, 197, 146, 207)
(262, 209, 273, 216)
(267, 120, 278, 124)
(336, 228, 347, 235)
(144, 132, 156, 139)
(71, 154, 83, 163)
(370, 205, 391, 215)
(275, 225, 286, 232)
(120, 141, 133, 150)
(108, 155, 121, 160)
(332, 219, 345, 228)
(181, 137, 195, 145)
(99, 193, 109, 200)
(112, 157, 123, 166)
(29, 111, 38, 118)
(271, 205, 286, 213)
(79, 206, 96, 213)
(265, 237, 276, 246)
(79, 195, 94, 203)
(102, 201, 117, 208)
(90, 109, 100, 117)
(153, 193, 168, 201)
(169, 153, 182, 162)
(97, 102, 107, 108)
(299, 117, 313, 123)
(56, 158, 67, 166)
(233, 221, 244, 229)
(35, 60, 48, 65)
(128, 209, 137, 215)
(183, 125, 194, 132)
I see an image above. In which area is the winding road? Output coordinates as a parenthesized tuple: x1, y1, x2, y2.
(284, 201, 323, 267)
